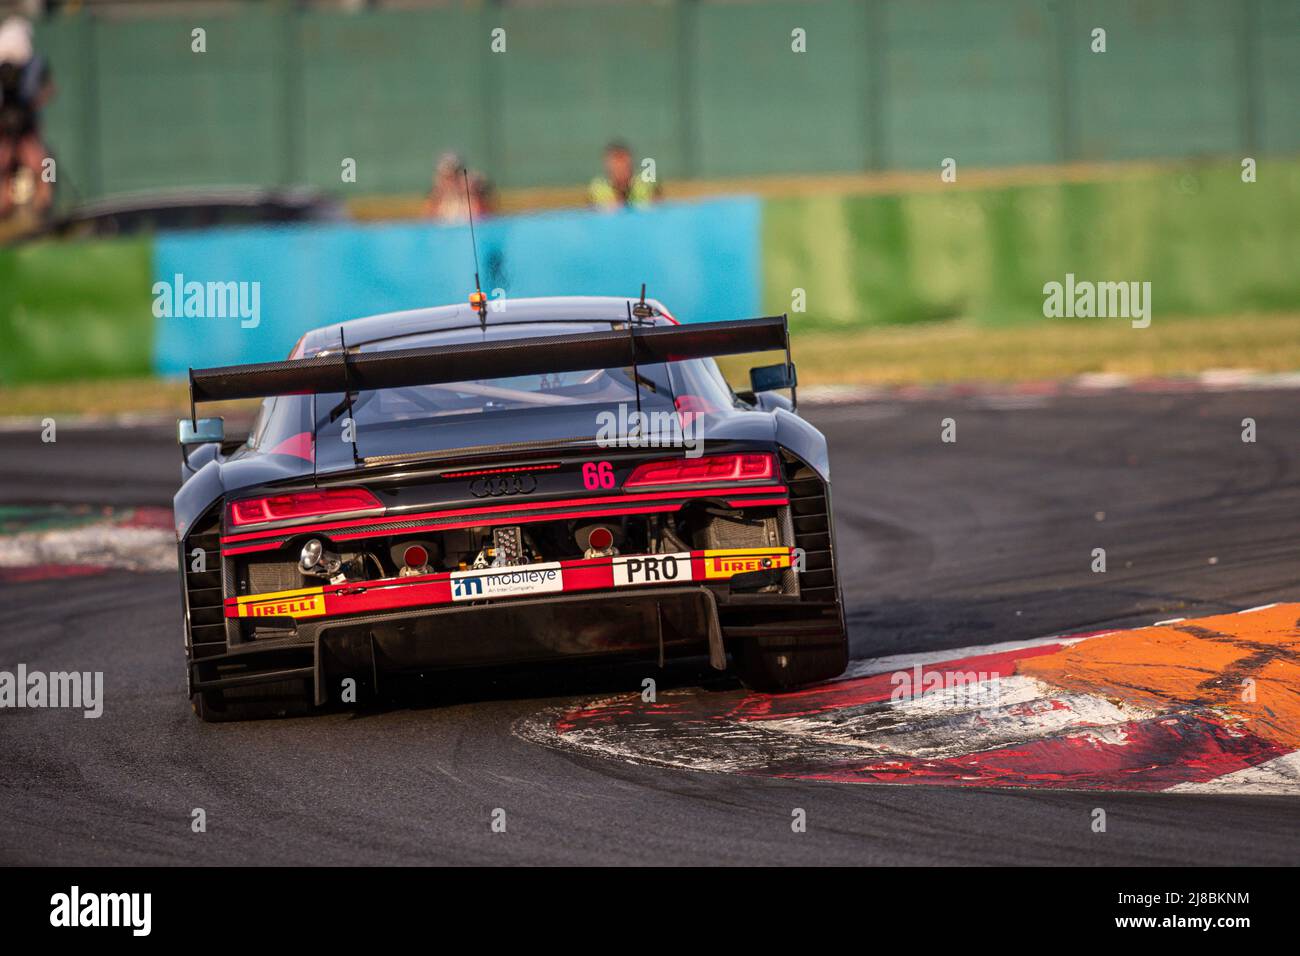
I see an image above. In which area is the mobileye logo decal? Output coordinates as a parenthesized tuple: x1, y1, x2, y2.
(612, 552, 693, 586)
(469, 474, 538, 498)
(702, 549, 791, 579)
(452, 576, 484, 599)
(450, 563, 563, 601)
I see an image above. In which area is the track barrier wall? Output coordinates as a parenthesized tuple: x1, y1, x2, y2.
(148, 197, 761, 376)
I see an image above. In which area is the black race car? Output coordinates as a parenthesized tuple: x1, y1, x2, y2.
(174, 295, 847, 720)
(18, 187, 347, 243)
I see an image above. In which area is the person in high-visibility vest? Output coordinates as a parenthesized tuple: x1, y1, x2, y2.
(588, 140, 660, 210)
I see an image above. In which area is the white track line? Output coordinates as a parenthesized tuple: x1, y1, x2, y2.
(839, 632, 1098, 682)
(1167, 752, 1300, 796)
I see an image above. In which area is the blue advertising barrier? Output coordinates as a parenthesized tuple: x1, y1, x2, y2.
(151, 197, 760, 376)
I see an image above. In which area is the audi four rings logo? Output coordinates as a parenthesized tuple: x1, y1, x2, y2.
(469, 474, 538, 497)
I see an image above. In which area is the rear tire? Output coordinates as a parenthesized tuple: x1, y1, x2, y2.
(735, 635, 848, 692)
(191, 679, 314, 723)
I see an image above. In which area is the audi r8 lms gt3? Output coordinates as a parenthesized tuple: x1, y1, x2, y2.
(174, 295, 847, 720)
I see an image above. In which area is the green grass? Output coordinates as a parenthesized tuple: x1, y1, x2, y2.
(0, 377, 256, 418)
(768, 311, 1300, 386)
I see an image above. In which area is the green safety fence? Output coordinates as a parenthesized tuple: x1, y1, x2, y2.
(31, 0, 1300, 200)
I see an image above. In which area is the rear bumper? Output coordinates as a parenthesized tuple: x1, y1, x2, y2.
(310, 586, 726, 704)
(184, 457, 849, 704)
(189, 581, 845, 706)
(192, 585, 728, 705)
(199, 547, 795, 704)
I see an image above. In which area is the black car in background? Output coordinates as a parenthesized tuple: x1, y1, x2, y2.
(3, 186, 345, 244)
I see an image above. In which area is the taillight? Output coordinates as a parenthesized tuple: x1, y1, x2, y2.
(227, 488, 381, 527)
(623, 453, 775, 488)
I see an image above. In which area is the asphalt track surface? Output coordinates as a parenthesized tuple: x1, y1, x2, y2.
(2, 389, 1298, 865)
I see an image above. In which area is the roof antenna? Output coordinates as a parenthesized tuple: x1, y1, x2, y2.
(632, 282, 652, 319)
(338, 327, 362, 466)
(626, 300, 643, 439)
(463, 167, 488, 329)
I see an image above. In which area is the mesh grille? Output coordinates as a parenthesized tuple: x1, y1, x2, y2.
(700, 512, 778, 550)
(241, 557, 308, 641)
(247, 557, 306, 594)
(700, 510, 795, 594)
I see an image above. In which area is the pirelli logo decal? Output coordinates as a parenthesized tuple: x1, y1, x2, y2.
(235, 586, 326, 619)
(701, 548, 791, 579)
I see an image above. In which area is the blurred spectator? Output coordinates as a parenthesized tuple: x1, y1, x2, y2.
(424, 151, 493, 223)
(588, 140, 659, 210)
(0, 15, 55, 219)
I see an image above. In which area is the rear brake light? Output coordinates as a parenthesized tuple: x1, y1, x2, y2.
(227, 488, 381, 527)
(623, 453, 775, 488)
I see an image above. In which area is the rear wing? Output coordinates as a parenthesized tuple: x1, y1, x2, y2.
(187, 315, 792, 421)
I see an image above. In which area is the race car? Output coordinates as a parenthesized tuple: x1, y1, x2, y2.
(174, 295, 847, 720)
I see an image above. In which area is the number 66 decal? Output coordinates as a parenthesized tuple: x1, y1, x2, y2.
(581, 460, 615, 490)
